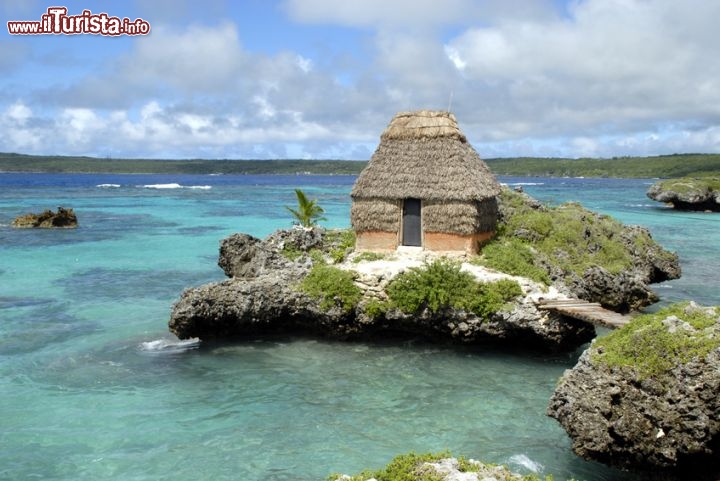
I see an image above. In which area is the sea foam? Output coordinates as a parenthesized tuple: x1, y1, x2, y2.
(141, 183, 211, 190)
(507, 454, 544, 473)
(140, 338, 200, 352)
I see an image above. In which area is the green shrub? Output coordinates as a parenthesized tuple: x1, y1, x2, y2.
(592, 302, 720, 378)
(496, 189, 633, 277)
(281, 244, 304, 261)
(364, 298, 391, 319)
(309, 248, 326, 265)
(325, 229, 356, 263)
(386, 258, 522, 319)
(475, 238, 551, 285)
(299, 265, 362, 312)
(353, 251, 386, 263)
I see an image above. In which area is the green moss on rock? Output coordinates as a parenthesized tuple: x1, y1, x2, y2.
(329, 451, 572, 481)
(592, 302, 720, 378)
(654, 176, 720, 195)
(496, 190, 632, 276)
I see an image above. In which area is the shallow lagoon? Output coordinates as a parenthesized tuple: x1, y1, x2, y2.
(1, 174, 717, 481)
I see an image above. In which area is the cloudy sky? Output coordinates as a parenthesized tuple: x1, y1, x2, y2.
(2, 0, 720, 160)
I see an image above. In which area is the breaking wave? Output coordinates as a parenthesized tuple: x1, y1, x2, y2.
(139, 337, 200, 353)
(141, 183, 211, 190)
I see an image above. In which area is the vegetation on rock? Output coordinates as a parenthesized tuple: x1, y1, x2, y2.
(324, 229, 356, 263)
(329, 451, 569, 481)
(286, 188, 327, 227)
(503, 190, 631, 274)
(299, 264, 362, 312)
(386, 258, 522, 319)
(646, 175, 720, 211)
(277, 228, 354, 264)
(472, 238, 551, 285)
(352, 251, 386, 263)
(478, 188, 665, 283)
(592, 302, 720, 379)
(651, 175, 720, 195)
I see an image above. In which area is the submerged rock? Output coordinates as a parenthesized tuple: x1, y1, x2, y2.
(647, 177, 720, 211)
(12, 207, 78, 228)
(548, 302, 720, 478)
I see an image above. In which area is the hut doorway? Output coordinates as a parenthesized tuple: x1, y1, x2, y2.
(402, 198, 422, 246)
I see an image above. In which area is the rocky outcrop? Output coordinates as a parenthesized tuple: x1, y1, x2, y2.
(12, 207, 78, 228)
(218, 231, 312, 280)
(647, 177, 720, 211)
(168, 190, 680, 349)
(170, 227, 595, 350)
(498, 189, 681, 312)
(548, 302, 720, 478)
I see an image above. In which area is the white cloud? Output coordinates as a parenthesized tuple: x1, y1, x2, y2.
(120, 22, 246, 94)
(3, 1, 720, 159)
(296, 55, 313, 73)
(442, 0, 720, 145)
(7, 101, 32, 124)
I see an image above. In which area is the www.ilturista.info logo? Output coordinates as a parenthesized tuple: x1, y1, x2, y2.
(7, 7, 150, 36)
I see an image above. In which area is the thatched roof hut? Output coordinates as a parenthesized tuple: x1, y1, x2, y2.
(351, 110, 501, 253)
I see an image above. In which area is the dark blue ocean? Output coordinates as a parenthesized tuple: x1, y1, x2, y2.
(1, 173, 717, 481)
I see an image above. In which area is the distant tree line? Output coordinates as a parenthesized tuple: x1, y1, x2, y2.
(484, 153, 720, 178)
(1, 151, 719, 178)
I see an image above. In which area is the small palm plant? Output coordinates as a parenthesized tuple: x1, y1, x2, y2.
(286, 188, 327, 227)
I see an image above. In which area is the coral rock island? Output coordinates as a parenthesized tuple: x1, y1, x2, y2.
(647, 176, 720, 211)
(548, 302, 720, 477)
(11, 206, 78, 228)
(168, 188, 680, 352)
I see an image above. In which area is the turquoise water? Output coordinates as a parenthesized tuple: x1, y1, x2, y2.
(1, 174, 717, 481)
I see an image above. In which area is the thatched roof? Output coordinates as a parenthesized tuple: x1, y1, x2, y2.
(381, 110, 466, 142)
(351, 110, 500, 201)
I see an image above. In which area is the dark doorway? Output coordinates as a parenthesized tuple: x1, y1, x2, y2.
(402, 198, 422, 246)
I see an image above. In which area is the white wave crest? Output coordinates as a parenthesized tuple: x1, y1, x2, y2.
(97, 183, 121, 188)
(507, 454, 543, 473)
(511, 182, 545, 186)
(142, 183, 183, 189)
(140, 337, 200, 352)
(141, 183, 211, 190)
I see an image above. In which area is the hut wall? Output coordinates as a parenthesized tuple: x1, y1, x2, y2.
(424, 231, 495, 254)
(422, 198, 498, 235)
(355, 231, 398, 251)
(350, 198, 401, 233)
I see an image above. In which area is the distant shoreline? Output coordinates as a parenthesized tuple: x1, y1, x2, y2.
(1, 152, 720, 178)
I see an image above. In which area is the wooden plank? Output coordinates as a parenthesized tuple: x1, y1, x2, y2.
(534, 298, 631, 329)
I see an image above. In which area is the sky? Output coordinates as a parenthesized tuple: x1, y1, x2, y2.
(2, 0, 720, 160)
